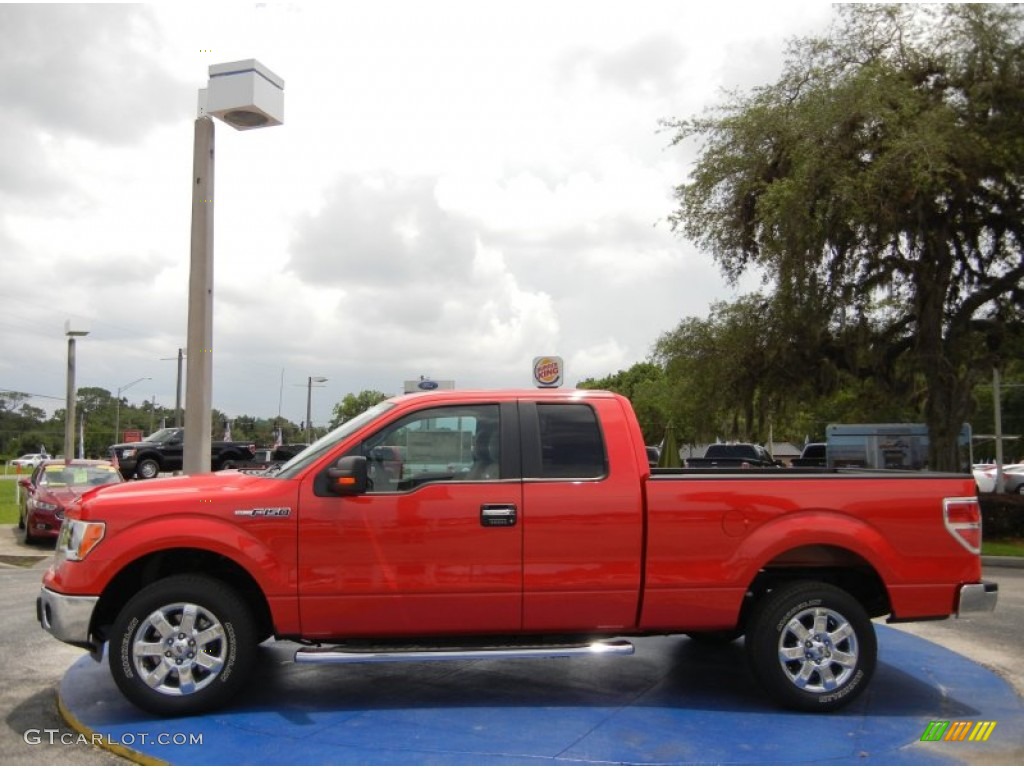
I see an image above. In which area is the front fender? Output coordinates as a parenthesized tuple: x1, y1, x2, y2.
(47, 514, 296, 608)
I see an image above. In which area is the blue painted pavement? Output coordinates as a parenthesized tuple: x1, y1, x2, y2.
(58, 625, 1022, 765)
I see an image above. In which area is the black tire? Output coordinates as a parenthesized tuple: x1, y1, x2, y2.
(136, 458, 160, 480)
(21, 514, 40, 545)
(108, 575, 256, 716)
(745, 581, 876, 712)
(213, 454, 236, 471)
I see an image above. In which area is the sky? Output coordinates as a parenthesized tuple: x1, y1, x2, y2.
(0, 0, 836, 431)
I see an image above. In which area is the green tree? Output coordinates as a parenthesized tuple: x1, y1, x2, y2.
(329, 390, 391, 429)
(653, 294, 838, 445)
(578, 362, 669, 442)
(664, 3, 1024, 470)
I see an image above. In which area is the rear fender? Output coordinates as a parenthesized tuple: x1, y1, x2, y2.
(732, 511, 896, 591)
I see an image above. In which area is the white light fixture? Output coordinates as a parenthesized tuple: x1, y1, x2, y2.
(199, 59, 284, 130)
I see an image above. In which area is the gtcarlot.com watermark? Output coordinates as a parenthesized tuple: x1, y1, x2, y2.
(24, 729, 203, 748)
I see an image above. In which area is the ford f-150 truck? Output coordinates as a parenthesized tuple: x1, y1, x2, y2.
(38, 389, 997, 717)
(109, 428, 255, 480)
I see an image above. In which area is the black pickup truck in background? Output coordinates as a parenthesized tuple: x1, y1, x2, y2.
(109, 428, 255, 480)
(221, 443, 309, 470)
(791, 442, 828, 468)
(685, 442, 781, 468)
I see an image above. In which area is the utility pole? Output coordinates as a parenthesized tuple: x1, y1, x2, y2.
(175, 348, 184, 428)
(160, 349, 185, 429)
(64, 320, 90, 460)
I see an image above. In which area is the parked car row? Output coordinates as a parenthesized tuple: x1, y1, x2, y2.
(973, 463, 1024, 494)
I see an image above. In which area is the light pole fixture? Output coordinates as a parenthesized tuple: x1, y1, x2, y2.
(306, 376, 328, 444)
(183, 60, 284, 476)
(114, 376, 151, 444)
(64, 320, 90, 460)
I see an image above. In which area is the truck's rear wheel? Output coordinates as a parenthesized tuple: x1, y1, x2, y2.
(745, 581, 875, 712)
(136, 458, 160, 480)
(108, 575, 256, 716)
(213, 454, 238, 471)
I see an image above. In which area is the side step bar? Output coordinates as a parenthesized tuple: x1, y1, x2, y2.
(294, 639, 634, 665)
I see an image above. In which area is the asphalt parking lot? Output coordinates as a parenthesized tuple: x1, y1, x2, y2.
(3, 526, 1023, 766)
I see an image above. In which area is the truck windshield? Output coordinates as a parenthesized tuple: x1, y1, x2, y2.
(143, 428, 179, 443)
(270, 401, 396, 479)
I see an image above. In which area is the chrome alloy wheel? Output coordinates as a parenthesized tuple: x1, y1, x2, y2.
(776, 606, 859, 693)
(132, 602, 228, 696)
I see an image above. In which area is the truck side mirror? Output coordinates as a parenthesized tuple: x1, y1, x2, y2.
(326, 455, 369, 496)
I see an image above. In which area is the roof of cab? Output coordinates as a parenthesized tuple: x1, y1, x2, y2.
(385, 388, 619, 405)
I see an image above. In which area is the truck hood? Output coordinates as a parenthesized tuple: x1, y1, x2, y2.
(77, 470, 283, 518)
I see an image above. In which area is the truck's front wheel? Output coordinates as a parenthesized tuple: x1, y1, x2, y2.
(745, 581, 876, 712)
(109, 575, 256, 716)
(135, 458, 160, 480)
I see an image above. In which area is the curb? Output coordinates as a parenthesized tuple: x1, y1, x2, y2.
(982, 555, 1024, 569)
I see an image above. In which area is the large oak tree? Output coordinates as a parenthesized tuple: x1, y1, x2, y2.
(665, 4, 1024, 469)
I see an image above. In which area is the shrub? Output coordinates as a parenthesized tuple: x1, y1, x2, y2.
(980, 494, 1024, 539)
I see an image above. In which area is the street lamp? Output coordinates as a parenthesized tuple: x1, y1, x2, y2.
(114, 376, 152, 444)
(306, 376, 327, 443)
(64, 320, 90, 460)
(183, 60, 284, 476)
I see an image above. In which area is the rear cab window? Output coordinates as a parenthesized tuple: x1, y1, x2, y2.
(522, 402, 607, 479)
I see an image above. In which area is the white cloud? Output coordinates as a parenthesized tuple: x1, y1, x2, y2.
(0, 0, 835, 428)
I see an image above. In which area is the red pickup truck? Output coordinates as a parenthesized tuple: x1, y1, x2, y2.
(37, 389, 997, 717)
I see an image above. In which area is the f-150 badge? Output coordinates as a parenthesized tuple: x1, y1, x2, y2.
(234, 507, 291, 518)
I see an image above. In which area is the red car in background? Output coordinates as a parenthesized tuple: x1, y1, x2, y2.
(17, 459, 123, 544)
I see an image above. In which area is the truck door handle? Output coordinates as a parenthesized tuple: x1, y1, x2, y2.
(480, 504, 517, 527)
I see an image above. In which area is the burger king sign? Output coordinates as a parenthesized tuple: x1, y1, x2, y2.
(532, 356, 563, 388)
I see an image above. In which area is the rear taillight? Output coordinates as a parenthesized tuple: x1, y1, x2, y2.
(944, 497, 981, 554)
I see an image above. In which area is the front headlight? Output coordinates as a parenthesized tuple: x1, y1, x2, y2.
(121, 448, 136, 459)
(30, 499, 60, 512)
(56, 518, 106, 561)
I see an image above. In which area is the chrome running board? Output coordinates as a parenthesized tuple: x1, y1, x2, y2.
(294, 638, 634, 665)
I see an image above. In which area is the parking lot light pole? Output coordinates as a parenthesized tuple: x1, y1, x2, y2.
(183, 60, 284, 475)
(64, 320, 90, 460)
(306, 376, 327, 443)
(114, 377, 151, 444)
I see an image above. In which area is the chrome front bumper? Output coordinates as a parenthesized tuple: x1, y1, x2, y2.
(37, 586, 99, 652)
(957, 581, 998, 616)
